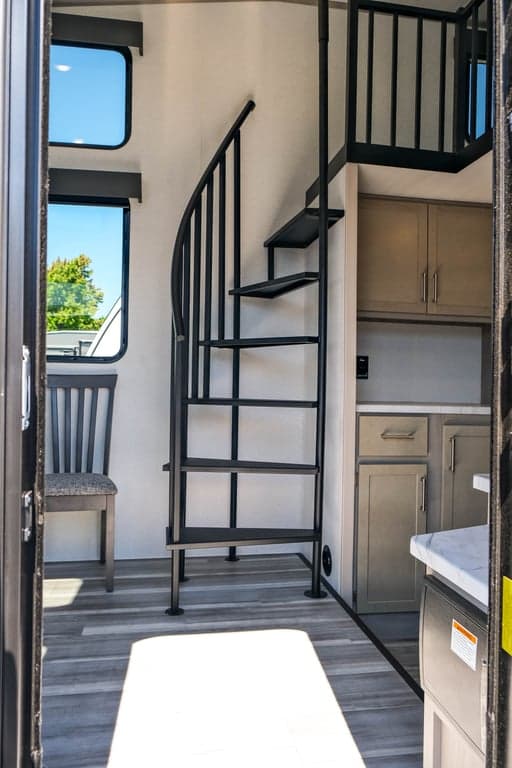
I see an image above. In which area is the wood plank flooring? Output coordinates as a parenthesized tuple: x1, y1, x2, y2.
(358, 613, 421, 685)
(42, 554, 423, 768)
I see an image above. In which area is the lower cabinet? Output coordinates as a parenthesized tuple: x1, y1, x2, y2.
(356, 463, 427, 613)
(441, 425, 490, 530)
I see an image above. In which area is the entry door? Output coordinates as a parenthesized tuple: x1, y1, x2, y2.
(0, 1, 47, 767)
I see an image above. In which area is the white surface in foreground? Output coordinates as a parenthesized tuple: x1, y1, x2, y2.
(411, 525, 489, 608)
(108, 629, 365, 768)
(473, 473, 490, 494)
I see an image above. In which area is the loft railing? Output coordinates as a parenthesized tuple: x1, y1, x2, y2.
(454, 0, 493, 151)
(307, 0, 493, 203)
(167, 100, 255, 613)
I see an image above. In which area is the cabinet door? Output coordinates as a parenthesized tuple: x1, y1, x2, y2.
(358, 197, 428, 314)
(356, 464, 427, 613)
(441, 425, 490, 530)
(427, 204, 492, 317)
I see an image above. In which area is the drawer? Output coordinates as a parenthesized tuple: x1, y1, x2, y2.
(359, 415, 428, 457)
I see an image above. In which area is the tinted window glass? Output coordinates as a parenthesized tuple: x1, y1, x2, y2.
(47, 202, 128, 361)
(49, 44, 129, 147)
(467, 61, 491, 140)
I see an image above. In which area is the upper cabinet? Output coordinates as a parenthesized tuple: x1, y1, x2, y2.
(427, 204, 492, 318)
(358, 198, 428, 314)
(358, 197, 492, 321)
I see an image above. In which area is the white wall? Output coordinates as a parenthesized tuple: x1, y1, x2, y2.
(304, 163, 358, 597)
(45, 1, 346, 561)
(357, 322, 483, 404)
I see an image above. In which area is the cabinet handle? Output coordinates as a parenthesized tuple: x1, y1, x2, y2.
(419, 476, 427, 513)
(449, 436, 456, 472)
(380, 430, 416, 440)
(421, 271, 428, 303)
(432, 271, 439, 303)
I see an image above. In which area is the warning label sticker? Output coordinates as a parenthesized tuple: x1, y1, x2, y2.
(451, 619, 478, 671)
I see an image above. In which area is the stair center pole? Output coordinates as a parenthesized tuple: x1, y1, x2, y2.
(227, 131, 242, 562)
(167, 329, 185, 615)
(306, 0, 329, 600)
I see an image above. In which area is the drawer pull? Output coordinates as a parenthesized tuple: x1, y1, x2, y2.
(421, 271, 428, 303)
(449, 436, 456, 472)
(432, 271, 439, 303)
(419, 476, 427, 513)
(380, 430, 416, 440)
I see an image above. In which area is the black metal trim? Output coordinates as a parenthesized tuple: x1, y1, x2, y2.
(51, 13, 143, 54)
(305, 133, 493, 206)
(46, 197, 130, 365)
(49, 41, 133, 150)
(358, 0, 458, 23)
(297, 554, 424, 700)
(305, 146, 346, 206)
(49, 168, 142, 202)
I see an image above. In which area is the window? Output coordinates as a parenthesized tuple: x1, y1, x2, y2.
(49, 43, 131, 148)
(467, 61, 490, 140)
(46, 199, 129, 362)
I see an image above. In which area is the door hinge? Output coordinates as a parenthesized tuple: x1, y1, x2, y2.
(21, 490, 33, 543)
(21, 345, 31, 431)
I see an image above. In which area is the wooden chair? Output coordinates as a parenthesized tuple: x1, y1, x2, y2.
(46, 374, 118, 591)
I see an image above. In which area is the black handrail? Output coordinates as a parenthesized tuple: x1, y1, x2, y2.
(170, 99, 255, 341)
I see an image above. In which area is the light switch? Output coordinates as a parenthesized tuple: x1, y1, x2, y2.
(357, 355, 369, 380)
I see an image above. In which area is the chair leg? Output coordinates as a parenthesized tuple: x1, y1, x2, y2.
(105, 495, 115, 592)
(100, 508, 107, 564)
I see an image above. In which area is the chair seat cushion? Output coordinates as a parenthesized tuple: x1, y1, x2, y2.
(46, 473, 118, 497)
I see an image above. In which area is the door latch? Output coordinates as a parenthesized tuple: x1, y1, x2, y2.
(21, 345, 31, 431)
(21, 490, 33, 543)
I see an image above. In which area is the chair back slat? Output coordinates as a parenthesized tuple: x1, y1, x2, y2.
(50, 387, 60, 473)
(87, 388, 99, 473)
(76, 388, 85, 472)
(64, 388, 71, 473)
(103, 387, 115, 475)
(47, 374, 117, 475)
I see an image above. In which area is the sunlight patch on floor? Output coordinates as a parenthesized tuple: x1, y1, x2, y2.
(43, 577, 84, 608)
(107, 629, 366, 768)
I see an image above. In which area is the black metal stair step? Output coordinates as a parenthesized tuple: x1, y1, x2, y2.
(186, 398, 317, 408)
(163, 458, 319, 474)
(230, 272, 319, 298)
(264, 208, 344, 249)
(199, 336, 318, 349)
(166, 526, 320, 550)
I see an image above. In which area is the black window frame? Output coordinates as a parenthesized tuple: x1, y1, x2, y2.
(46, 195, 130, 364)
(49, 40, 133, 150)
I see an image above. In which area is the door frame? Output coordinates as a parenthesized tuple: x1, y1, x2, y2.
(487, 0, 512, 765)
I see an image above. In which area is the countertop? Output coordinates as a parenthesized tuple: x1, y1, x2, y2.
(357, 402, 491, 415)
(410, 525, 489, 609)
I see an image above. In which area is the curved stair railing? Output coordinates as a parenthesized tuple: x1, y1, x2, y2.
(166, 100, 256, 614)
